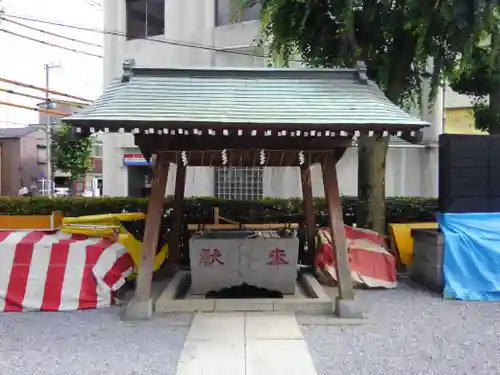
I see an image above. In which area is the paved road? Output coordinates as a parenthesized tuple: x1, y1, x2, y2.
(302, 284, 500, 375)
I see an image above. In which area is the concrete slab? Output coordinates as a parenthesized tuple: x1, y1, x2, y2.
(122, 297, 154, 321)
(301, 274, 331, 301)
(186, 312, 245, 342)
(176, 312, 318, 375)
(176, 340, 245, 375)
(154, 271, 338, 314)
(156, 299, 215, 313)
(296, 314, 369, 326)
(215, 299, 273, 312)
(158, 271, 189, 300)
(246, 339, 318, 375)
(245, 312, 303, 340)
(273, 299, 332, 314)
(335, 297, 363, 319)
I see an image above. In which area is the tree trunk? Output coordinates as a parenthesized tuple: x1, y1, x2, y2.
(356, 134, 389, 234)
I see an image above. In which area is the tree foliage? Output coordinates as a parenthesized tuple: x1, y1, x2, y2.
(449, 17, 500, 134)
(255, 0, 494, 103)
(250, 0, 496, 232)
(51, 125, 94, 181)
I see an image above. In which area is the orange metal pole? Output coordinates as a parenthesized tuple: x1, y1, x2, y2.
(0, 101, 70, 117)
(0, 77, 92, 103)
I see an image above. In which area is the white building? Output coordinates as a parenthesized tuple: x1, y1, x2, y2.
(102, 0, 456, 198)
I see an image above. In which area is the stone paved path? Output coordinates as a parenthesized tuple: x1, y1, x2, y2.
(175, 312, 318, 375)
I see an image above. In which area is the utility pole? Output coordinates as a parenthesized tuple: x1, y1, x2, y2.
(44, 62, 61, 197)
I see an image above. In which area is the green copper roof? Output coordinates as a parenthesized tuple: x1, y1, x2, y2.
(65, 62, 428, 129)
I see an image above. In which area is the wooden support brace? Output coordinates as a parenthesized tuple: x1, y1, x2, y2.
(300, 165, 316, 265)
(131, 153, 170, 303)
(321, 154, 354, 300)
(168, 163, 187, 267)
(213, 207, 220, 224)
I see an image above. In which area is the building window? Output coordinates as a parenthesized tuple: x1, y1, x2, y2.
(126, 0, 165, 40)
(215, 0, 261, 27)
(215, 167, 263, 200)
(92, 144, 103, 157)
(37, 145, 47, 164)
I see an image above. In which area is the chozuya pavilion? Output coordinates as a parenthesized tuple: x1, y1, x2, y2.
(63, 59, 428, 319)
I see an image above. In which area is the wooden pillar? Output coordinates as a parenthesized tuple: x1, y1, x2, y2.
(321, 153, 354, 300)
(300, 165, 316, 265)
(126, 153, 169, 319)
(168, 163, 187, 267)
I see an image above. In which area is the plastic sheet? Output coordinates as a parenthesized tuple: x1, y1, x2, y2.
(315, 226, 397, 289)
(0, 231, 133, 311)
(439, 213, 500, 301)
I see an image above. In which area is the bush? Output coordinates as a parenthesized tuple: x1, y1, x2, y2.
(0, 196, 438, 225)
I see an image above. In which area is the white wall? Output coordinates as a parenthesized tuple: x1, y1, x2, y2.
(262, 146, 425, 198)
(103, 0, 216, 196)
(103, 0, 447, 198)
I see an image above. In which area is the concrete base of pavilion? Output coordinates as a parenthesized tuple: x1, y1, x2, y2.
(123, 297, 154, 321)
(152, 271, 363, 318)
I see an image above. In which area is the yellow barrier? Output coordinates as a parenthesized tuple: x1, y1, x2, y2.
(0, 211, 63, 230)
(118, 233, 168, 273)
(61, 213, 146, 238)
(389, 222, 438, 265)
(61, 213, 168, 274)
(62, 213, 146, 226)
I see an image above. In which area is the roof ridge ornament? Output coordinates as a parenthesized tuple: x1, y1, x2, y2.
(122, 59, 136, 83)
(355, 60, 368, 84)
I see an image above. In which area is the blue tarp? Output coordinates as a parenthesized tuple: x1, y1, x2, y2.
(439, 213, 500, 301)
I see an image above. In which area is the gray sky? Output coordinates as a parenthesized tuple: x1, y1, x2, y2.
(0, 0, 103, 127)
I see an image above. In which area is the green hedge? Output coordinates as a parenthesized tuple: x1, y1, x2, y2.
(0, 196, 438, 225)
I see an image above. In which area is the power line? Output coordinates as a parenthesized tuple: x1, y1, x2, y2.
(0, 87, 88, 107)
(0, 101, 71, 116)
(2, 17, 103, 48)
(0, 86, 58, 102)
(0, 77, 93, 102)
(0, 13, 292, 62)
(0, 28, 103, 58)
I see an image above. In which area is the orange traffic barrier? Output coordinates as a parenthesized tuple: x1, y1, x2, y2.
(0, 211, 63, 231)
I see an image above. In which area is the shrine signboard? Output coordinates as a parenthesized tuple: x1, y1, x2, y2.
(189, 233, 299, 295)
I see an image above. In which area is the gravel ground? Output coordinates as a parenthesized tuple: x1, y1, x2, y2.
(0, 309, 192, 375)
(301, 282, 500, 375)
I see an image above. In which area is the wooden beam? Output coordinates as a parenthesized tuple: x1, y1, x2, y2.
(188, 223, 300, 230)
(300, 165, 316, 266)
(168, 163, 187, 267)
(321, 153, 354, 300)
(152, 150, 338, 167)
(133, 153, 170, 302)
(135, 135, 352, 152)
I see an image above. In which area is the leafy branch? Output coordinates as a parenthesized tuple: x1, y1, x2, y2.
(51, 125, 95, 181)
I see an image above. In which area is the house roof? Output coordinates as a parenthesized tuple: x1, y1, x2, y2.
(64, 61, 428, 134)
(0, 127, 37, 139)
